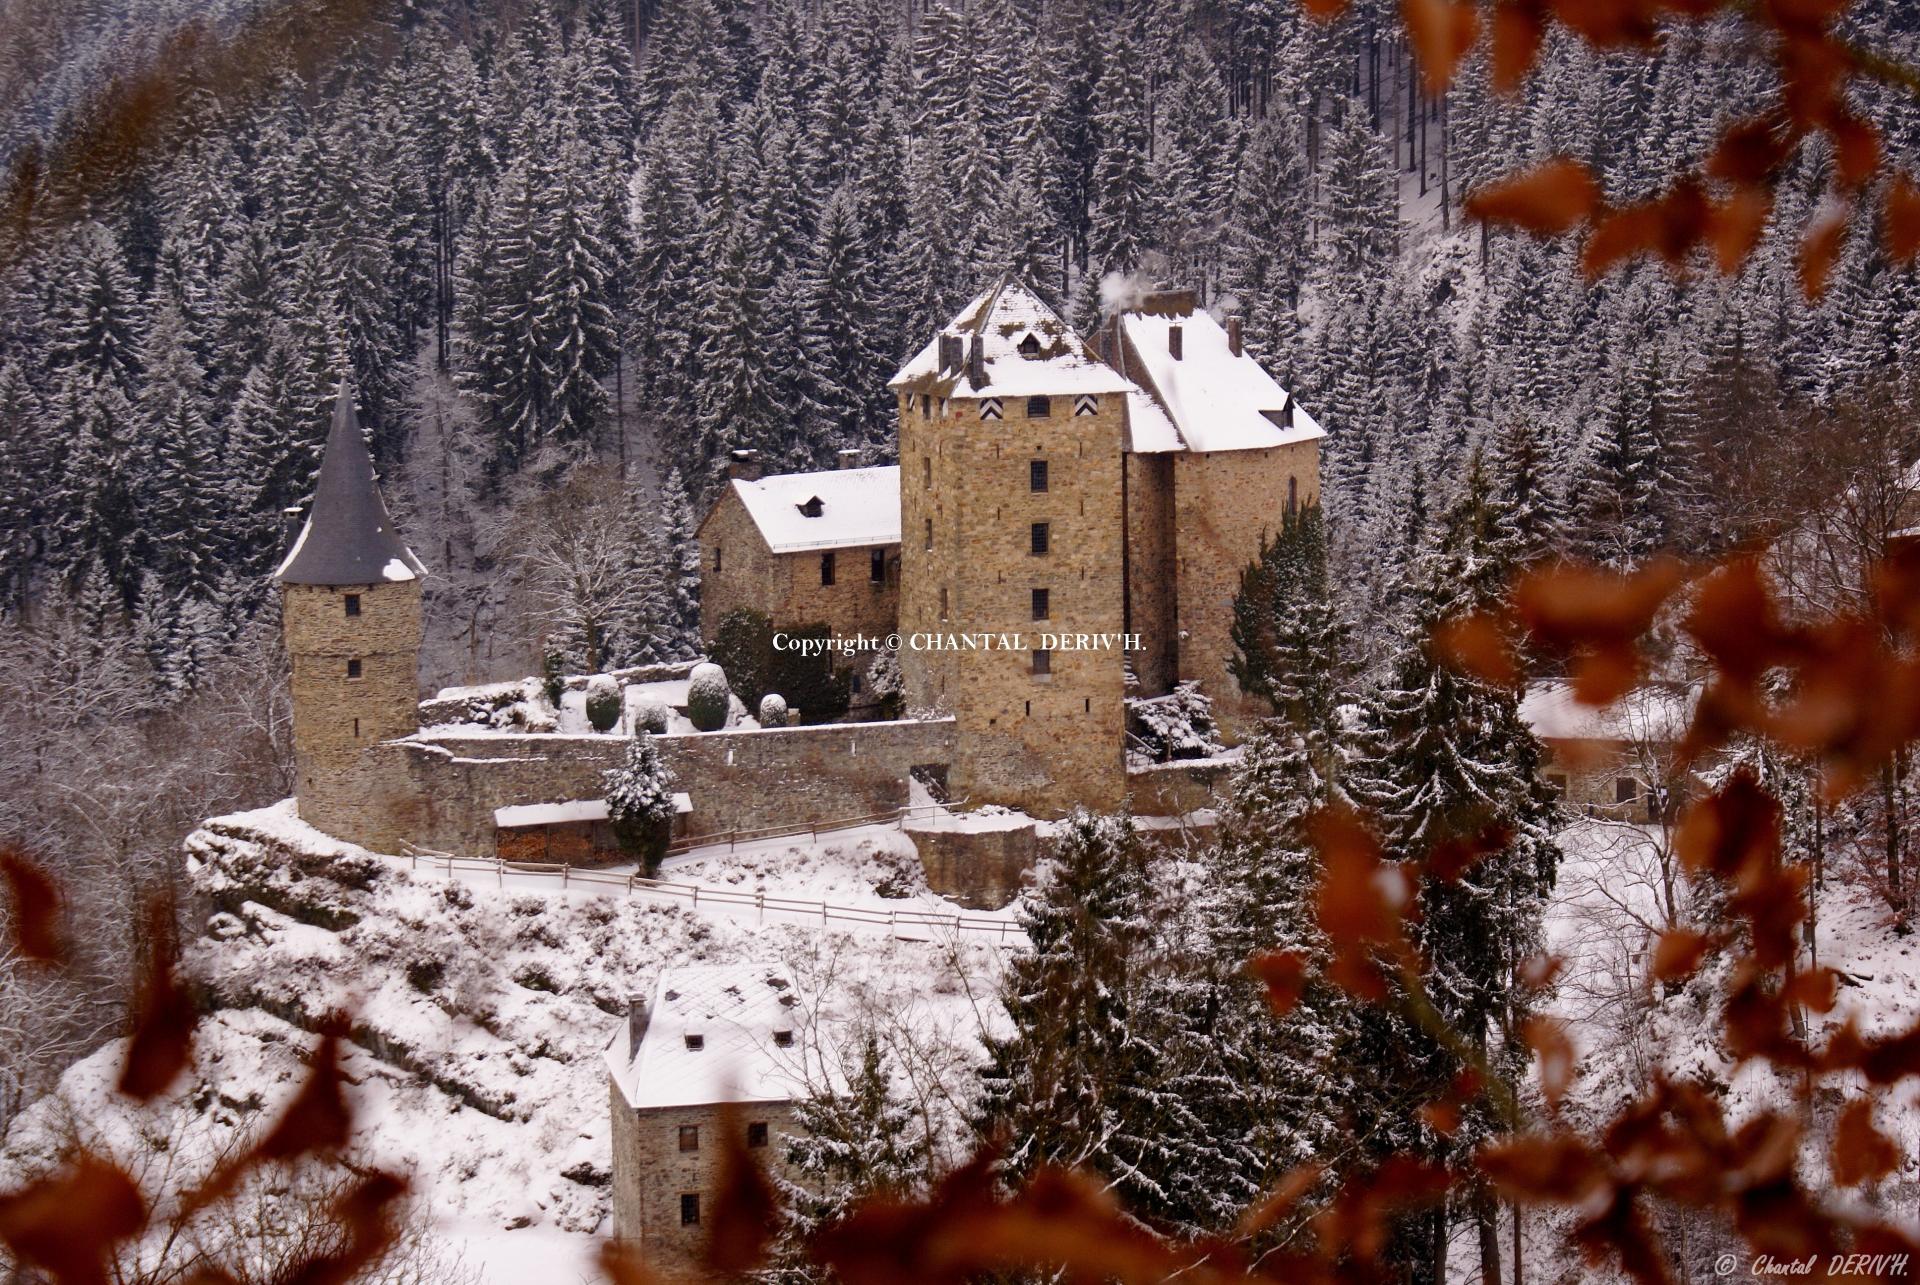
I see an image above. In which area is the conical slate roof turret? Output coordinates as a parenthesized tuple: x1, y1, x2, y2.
(274, 381, 427, 586)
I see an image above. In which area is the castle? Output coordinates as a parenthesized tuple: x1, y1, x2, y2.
(697, 280, 1324, 812)
(275, 281, 1323, 903)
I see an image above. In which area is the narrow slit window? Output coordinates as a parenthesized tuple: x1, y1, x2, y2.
(870, 549, 886, 583)
(1030, 459, 1048, 492)
(939, 586, 949, 619)
(924, 518, 933, 551)
(820, 552, 835, 586)
(1031, 588, 1049, 620)
(1031, 649, 1051, 677)
(1030, 522, 1050, 556)
(681, 1194, 700, 1226)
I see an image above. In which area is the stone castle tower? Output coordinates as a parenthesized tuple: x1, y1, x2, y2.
(890, 281, 1136, 813)
(275, 381, 427, 850)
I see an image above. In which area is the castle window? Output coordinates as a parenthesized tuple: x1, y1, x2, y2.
(870, 549, 885, 584)
(923, 457, 932, 488)
(924, 518, 933, 551)
(344, 594, 361, 617)
(1030, 522, 1050, 556)
(681, 1194, 700, 1226)
(346, 659, 362, 680)
(1030, 460, 1048, 492)
(714, 545, 723, 574)
(1018, 333, 1041, 358)
(820, 552, 835, 586)
(1031, 588, 1049, 620)
(748, 1122, 769, 1149)
(1615, 778, 1640, 805)
(920, 394, 931, 418)
(1031, 649, 1051, 678)
(1026, 396, 1050, 419)
(773, 1029, 794, 1047)
(1025, 700, 1031, 716)
(684, 1033, 705, 1051)
(679, 1125, 700, 1153)
(352, 718, 359, 738)
(939, 586, 949, 619)
(1288, 476, 1298, 519)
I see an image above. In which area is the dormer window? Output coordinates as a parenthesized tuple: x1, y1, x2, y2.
(798, 496, 824, 518)
(773, 1029, 794, 1048)
(1017, 333, 1041, 359)
(684, 1033, 704, 1051)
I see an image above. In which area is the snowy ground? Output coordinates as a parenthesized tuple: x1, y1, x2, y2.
(0, 806, 1009, 1281)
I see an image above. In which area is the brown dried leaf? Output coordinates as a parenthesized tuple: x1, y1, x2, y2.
(1581, 180, 1710, 279)
(1709, 189, 1773, 274)
(1675, 768, 1781, 881)
(1490, 1, 1545, 93)
(1799, 203, 1850, 299)
(1247, 949, 1310, 1017)
(597, 1241, 668, 1285)
(1708, 115, 1797, 186)
(284, 1170, 409, 1285)
(1465, 158, 1601, 235)
(1885, 172, 1920, 263)
(705, 1105, 781, 1273)
(1431, 611, 1521, 687)
(1401, 0, 1479, 94)
(118, 896, 197, 1101)
(0, 850, 63, 963)
(1827, 110, 1881, 191)
(1477, 1132, 1609, 1203)
(1309, 805, 1411, 1000)
(1426, 823, 1513, 882)
(1236, 1163, 1325, 1237)
(1547, 0, 1661, 46)
(1523, 1015, 1577, 1111)
(1649, 927, 1715, 983)
(1298, 0, 1350, 18)
(0, 1152, 147, 1285)
(1418, 1100, 1463, 1136)
(1831, 1100, 1900, 1186)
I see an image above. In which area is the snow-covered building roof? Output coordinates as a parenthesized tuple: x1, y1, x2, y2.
(606, 965, 808, 1111)
(889, 278, 1135, 399)
(276, 381, 428, 586)
(1110, 303, 1327, 454)
(1521, 682, 1696, 745)
(727, 465, 901, 554)
(494, 799, 609, 828)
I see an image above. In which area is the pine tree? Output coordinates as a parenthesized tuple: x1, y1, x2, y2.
(45, 222, 144, 394)
(797, 187, 892, 464)
(976, 812, 1164, 1205)
(658, 468, 703, 657)
(1088, 32, 1153, 277)
(133, 303, 219, 595)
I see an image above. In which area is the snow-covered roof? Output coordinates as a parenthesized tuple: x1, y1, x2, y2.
(1114, 308, 1326, 454)
(889, 278, 1135, 399)
(494, 799, 609, 828)
(1124, 388, 1184, 454)
(728, 466, 900, 554)
(1521, 682, 1696, 744)
(276, 381, 428, 585)
(606, 966, 807, 1110)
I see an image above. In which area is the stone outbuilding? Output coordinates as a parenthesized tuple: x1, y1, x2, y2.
(606, 966, 808, 1281)
(1523, 681, 1698, 821)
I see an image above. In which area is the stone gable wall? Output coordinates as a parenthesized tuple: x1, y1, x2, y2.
(1171, 440, 1320, 740)
(698, 483, 902, 643)
(897, 389, 1128, 812)
(608, 1084, 798, 1281)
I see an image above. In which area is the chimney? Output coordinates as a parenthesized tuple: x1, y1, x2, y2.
(1227, 315, 1243, 358)
(626, 996, 650, 1057)
(966, 334, 985, 389)
(1281, 392, 1295, 429)
(726, 449, 761, 482)
(940, 334, 960, 373)
(836, 448, 861, 470)
(1168, 324, 1183, 361)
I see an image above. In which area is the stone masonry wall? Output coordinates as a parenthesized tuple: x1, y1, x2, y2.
(283, 581, 422, 853)
(1172, 440, 1321, 741)
(897, 388, 1129, 813)
(379, 718, 955, 857)
(1123, 450, 1178, 698)
(609, 1083, 798, 1282)
(696, 491, 786, 644)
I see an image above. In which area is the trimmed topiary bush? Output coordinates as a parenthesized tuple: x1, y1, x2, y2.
(585, 675, 622, 732)
(758, 693, 789, 726)
(632, 698, 670, 735)
(687, 662, 731, 732)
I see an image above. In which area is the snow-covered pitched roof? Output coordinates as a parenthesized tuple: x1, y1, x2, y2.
(606, 965, 807, 1110)
(1115, 308, 1326, 454)
(730, 466, 900, 554)
(889, 278, 1135, 399)
(276, 381, 428, 585)
(1521, 682, 1695, 745)
(494, 799, 608, 828)
(1124, 388, 1184, 454)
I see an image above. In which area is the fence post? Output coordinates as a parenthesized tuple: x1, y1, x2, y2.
(496, 859, 503, 889)
(562, 864, 569, 889)
(692, 885, 699, 909)
(757, 890, 764, 924)
(821, 902, 828, 927)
